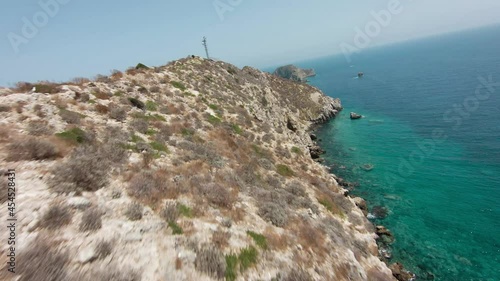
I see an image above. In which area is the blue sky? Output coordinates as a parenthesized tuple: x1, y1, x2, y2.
(1, 0, 500, 86)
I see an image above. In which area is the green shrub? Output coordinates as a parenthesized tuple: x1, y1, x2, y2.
(291, 147, 302, 154)
(171, 81, 186, 91)
(246, 231, 267, 250)
(150, 141, 168, 153)
(231, 124, 243, 135)
(238, 246, 258, 272)
(209, 104, 218, 110)
(181, 128, 195, 137)
(178, 204, 193, 218)
(207, 114, 221, 125)
(131, 134, 144, 143)
(34, 83, 61, 94)
(135, 63, 149, 70)
(55, 128, 87, 144)
(225, 254, 238, 281)
(128, 97, 145, 110)
(276, 164, 294, 177)
(145, 101, 157, 111)
(168, 221, 183, 235)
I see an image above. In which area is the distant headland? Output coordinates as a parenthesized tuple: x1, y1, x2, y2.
(273, 64, 316, 83)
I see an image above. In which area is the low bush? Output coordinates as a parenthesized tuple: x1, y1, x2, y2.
(127, 171, 175, 203)
(171, 81, 186, 91)
(59, 109, 82, 124)
(124, 203, 143, 221)
(161, 201, 180, 222)
(258, 202, 288, 227)
(109, 105, 127, 121)
(145, 101, 157, 111)
(199, 183, 235, 209)
(195, 246, 226, 279)
(128, 97, 145, 110)
(16, 235, 69, 281)
(130, 119, 149, 134)
(212, 228, 230, 249)
(49, 143, 126, 193)
(40, 202, 72, 230)
(238, 246, 258, 272)
(7, 138, 60, 161)
(168, 221, 183, 235)
(79, 208, 102, 232)
(283, 268, 313, 281)
(246, 231, 267, 250)
(225, 254, 238, 281)
(55, 127, 89, 144)
(95, 104, 109, 114)
(276, 164, 294, 177)
(95, 240, 113, 259)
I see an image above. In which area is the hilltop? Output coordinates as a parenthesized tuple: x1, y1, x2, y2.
(0, 56, 396, 280)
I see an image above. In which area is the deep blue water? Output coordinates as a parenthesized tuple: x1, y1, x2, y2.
(302, 25, 500, 280)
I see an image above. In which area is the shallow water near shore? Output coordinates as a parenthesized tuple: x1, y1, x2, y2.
(305, 26, 500, 280)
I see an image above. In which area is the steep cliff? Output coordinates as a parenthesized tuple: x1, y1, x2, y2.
(0, 56, 394, 281)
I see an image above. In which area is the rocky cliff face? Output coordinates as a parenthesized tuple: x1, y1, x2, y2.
(273, 64, 316, 83)
(0, 56, 395, 281)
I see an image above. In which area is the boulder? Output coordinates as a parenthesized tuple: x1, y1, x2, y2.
(310, 134, 317, 141)
(309, 145, 325, 159)
(389, 263, 416, 281)
(350, 112, 362, 120)
(352, 197, 368, 216)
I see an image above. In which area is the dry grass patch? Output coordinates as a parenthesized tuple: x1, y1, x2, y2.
(124, 202, 143, 221)
(6, 137, 61, 161)
(14, 235, 69, 281)
(79, 207, 103, 232)
(212, 228, 230, 249)
(39, 202, 73, 230)
(195, 246, 226, 279)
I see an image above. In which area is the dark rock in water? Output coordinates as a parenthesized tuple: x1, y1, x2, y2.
(352, 197, 368, 216)
(375, 225, 395, 244)
(309, 145, 325, 159)
(273, 64, 316, 83)
(350, 112, 362, 119)
(372, 206, 388, 219)
(361, 163, 374, 171)
(358, 72, 364, 78)
(310, 134, 317, 141)
(389, 263, 416, 281)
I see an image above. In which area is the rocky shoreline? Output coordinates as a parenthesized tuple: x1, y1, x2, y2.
(307, 111, 416, 281)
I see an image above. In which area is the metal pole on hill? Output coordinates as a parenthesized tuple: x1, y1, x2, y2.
(202, 36, 210, 59)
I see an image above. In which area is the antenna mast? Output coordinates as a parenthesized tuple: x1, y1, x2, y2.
(202, 36, 210, 59)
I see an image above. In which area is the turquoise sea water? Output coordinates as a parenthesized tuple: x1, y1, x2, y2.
(304, 26, 500, 280)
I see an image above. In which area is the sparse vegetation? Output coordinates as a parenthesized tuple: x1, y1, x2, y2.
(40, 202, 72, 230)
(145, 101, 158, 111)
(195, 246, 226, 279)
(128, 97, 145, 110)
(59, 109, 82, 124)
(247, 231, 268, 250)
(238, 246, 258, 272)
(276, 164, 294, 177)
(171, 81, 186, 91)
(49, 143, 126, 193)
(124, 203, 143, 221)
(161, 201, 180, 222)
(225, 254, 238, 281)
(7, 138, 60, 161)
(55, 127, 88, 144)
(168, 221, 183, 235)
(79, 208, 102, 232)
(258, 202, 288, 227)
(109, 105, 127, 121)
